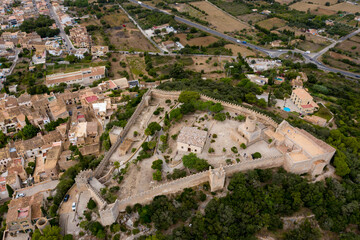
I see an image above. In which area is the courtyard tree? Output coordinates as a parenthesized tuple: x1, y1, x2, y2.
(169, 108, 183, 121)
(252, 152, 262, 159)
(145, 122, 161, 136)
(32, 225, 63, 240)
(182, 153, 210, 172)
(153, 170, 162, 181)
(87, 198, 97, 210)
(151, 160, 163, 171)
(214, 112, 226, 121)
(209, 103, 224, 113)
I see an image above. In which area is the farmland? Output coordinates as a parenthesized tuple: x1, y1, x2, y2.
(290, 1, 360, 14)
(80, 7, 157, 52)
(207, 0, 251, 16)
(257, 17, 287, 31)
(321, 34, 360, 72)
(176, 33, 219, 46)
(223, 44, 260, 57)
(189, 1, 249, 33)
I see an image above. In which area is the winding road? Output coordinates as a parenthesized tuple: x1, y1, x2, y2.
(129, 0, 360, 79)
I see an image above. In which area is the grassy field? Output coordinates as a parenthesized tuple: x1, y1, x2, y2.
(237, 13, 267, 24)
(303, 0, 337, 6)
(314, 104, 332, 122)
(257, 17, 287, 30)
(176, 33, 219, 46)
(190, 1, 249, 33)
(297, 40, 327, 52)
(208, 0, 251, 16)
(127, 56, 146, 78)
(171, 3, 207, 18)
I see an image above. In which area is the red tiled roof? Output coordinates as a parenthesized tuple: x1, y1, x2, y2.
(85, 95, 98, 103)
(301, 104, 313, 108)
(77, 115, 85, 119)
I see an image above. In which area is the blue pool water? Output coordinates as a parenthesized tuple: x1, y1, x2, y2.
(283, 107, 291, 112)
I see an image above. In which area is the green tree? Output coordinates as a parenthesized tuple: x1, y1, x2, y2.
(209, 103, 224, 113)
(283, 220, 321, 240)
(151, 160, 163, 171)
(153, 169, 162, 181)
(252, 152, 262, 159)
(6, 184, 14, 198)
(87, 198, 97, 210)
(214, 112, 226, 121)
(178, 91, 200, 103)
(333, 151, 350, 176)
(145, 122, 161, 136)
(169, 108, 183, 121)
(32, 225, 63, 240)
(182, 153, 210, 171)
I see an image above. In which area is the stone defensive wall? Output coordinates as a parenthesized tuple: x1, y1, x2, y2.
(151, 89, 279, 129)
(116, 154, 284, 211)
(93, 90, 152, 178)
(117, 170, 209, 211)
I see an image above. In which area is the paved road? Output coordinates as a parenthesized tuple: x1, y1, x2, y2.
(312, 27, 360, 60)
(45, 0, 74, 52)
(129, 0, 360, 79)
(14, 180, 59, 197)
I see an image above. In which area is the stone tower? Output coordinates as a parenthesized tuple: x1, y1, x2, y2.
(75, 169, 93, 191)
(244, 115, 257, 132)
(209, 165, 226, 192)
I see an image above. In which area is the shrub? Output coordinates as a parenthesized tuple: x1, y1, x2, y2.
(240, 143, 247, 149)
(252, 152, 262, 159)
(208, 147, 215, 153)
(151, 159, 163, 171)
(214, 112, 226, 121)
(87, 198, 97, 210)
(212, 134, 217, 138)
(226, 159, 232, 165)
(183, 153, 210, 171)
(231, 146, 238, 153)
(153, 170, 162, 181)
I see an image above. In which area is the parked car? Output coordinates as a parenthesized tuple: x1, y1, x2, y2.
(72, 202, 76, 211)
(15, 193, 25, 199)
(64, 194, 70, 202)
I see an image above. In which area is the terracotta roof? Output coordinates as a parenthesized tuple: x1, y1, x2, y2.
(292, 88, 312, 100)
(85, 95, 98, 103)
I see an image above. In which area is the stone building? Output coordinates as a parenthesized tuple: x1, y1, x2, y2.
(177, 127, 208, 153)
(265, 121, 336, 177)
(235, 115, 262, 144)
(6, 192, 44, 233)
(290, 88, 319, 114)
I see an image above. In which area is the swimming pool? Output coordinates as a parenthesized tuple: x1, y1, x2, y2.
(283, 107, 291, 112)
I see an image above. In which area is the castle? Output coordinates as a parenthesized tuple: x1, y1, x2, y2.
(70, 89, 335, 226)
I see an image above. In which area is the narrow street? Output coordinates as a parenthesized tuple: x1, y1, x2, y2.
(45, 0, 74, 52)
